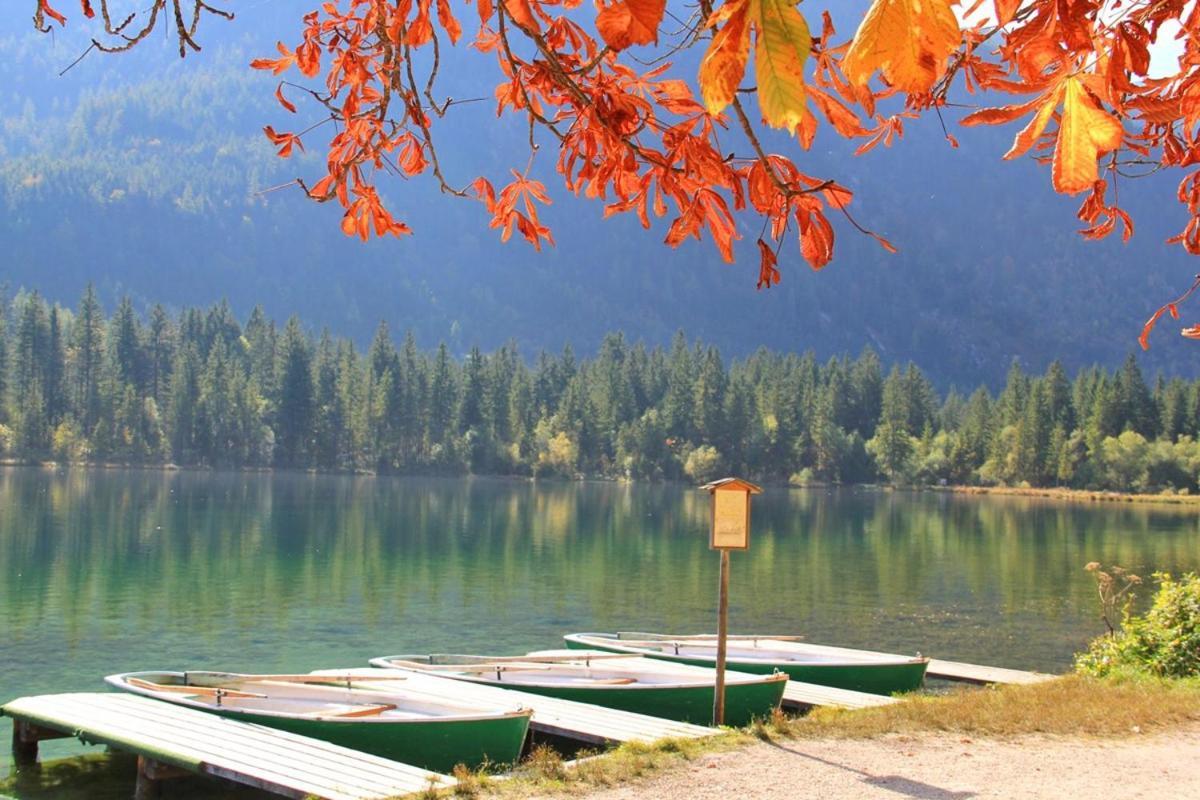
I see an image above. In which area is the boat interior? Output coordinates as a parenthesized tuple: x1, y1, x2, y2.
(112, 672, 524, 720)
(378, 654, 765, 687)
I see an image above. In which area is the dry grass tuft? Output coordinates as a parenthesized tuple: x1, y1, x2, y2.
(777, 674, 1200, 739)
(485, 734, 744, 797)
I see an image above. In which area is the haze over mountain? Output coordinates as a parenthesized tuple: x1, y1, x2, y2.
(1, 2, 1197, 388)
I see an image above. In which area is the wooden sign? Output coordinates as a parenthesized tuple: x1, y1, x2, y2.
(701, 477, 760, 551)
(711, 489, 749, 550)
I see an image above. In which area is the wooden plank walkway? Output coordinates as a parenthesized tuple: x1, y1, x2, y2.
(1, 693, 454, 800)
(780, 681, 898, 711)
(317, 669, 718, 745)
(926, 659, 1054, 685)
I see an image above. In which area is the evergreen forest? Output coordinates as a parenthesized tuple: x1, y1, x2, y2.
(1, 287, 1196, 495)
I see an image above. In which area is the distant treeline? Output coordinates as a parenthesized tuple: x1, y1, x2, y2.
(1, 286, 1197, 493)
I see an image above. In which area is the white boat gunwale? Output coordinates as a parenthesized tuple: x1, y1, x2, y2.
(370, 654, 789, 692)
(566, 633, 929, 668)
(106, 671, 533, 725)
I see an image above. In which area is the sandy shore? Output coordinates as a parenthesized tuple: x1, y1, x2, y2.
(541, 729, 1200, 799)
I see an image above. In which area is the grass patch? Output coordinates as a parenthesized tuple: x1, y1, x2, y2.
(778, 674, 1200, 739)
(472, 733, 746, 797)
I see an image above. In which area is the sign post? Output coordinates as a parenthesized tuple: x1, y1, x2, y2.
(700, 477, 761, 726)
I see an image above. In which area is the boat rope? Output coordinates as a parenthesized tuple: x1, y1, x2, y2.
(496, 668, 502, 681)
(214, 688, 225, 707)
(673, 643, 679, 655)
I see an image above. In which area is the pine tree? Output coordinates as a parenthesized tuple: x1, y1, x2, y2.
(313, 330, 343, 469)
(1115, 354, 1158, 438)
(1043, 360, 1075, 431)
(71, 285, 105, 433)
(45, 307, 66, 427)
(428, 343, 456, 448)
(1160, 377, 1190, 441)
(107, 296, 143, 391)
(692, 347, 726, 447)
(147, 305, 175, 411)
(168, 344, 202, 463)
(847, 346, 883, 438)
(275, 317, 314, 467)
(662, 331, 694, 440)
(996, 359, 1029, 429)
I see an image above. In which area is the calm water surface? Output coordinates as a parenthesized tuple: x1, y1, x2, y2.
(2, 467, 1199, 777)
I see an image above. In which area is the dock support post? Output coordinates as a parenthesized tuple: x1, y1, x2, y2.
(134, 756, 187, 800)
(11, 721, 39, 767)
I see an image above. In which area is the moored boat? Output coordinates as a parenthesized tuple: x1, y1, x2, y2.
(370, 650, 787, 727)
(563, 632, 929, 695)
(105, 670, 532, 771)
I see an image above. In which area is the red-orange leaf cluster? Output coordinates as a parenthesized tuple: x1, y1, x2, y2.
(31, 0, 1200, 341)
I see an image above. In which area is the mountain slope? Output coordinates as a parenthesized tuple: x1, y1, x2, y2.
(0, 10, 1196, 388)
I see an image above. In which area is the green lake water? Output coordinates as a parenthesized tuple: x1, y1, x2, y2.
(2, 467, 1199, 786)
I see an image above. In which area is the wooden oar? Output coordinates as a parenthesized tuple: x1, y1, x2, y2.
(126, 678, 266, 699)
(395, 662, 556, 674)
(188, 673, 406, 685)
(394, 653, 635, 665)
(616, 632, 804, 642)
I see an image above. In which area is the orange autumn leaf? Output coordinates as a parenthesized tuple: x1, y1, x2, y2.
(699, 0, 752, 116)
(274, 83, 297, 114)
(1053, 76, 1123, 196)
(504, 0, 540, 32)
(842, 0, 960, 94)
(993, 0, 1021, 25)
(1002, 83, 1065, 160)
(756, 238, 780, 289)
(596, 0, 666, 51)
(1140, 275, 1200, 350)
(40, 0, 66, 25)
(754, 0, 813, 133)
(251, 43, 298, 75)
(698, 0, 814, 132)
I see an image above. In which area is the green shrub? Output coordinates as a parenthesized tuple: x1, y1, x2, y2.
(1076, 572, 1200, 679)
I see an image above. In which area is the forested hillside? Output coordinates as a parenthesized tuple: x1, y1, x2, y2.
(1, 14, 1198, 388)
(2, 288, 1196, 494)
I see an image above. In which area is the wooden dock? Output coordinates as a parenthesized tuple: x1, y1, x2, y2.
(926, 659, 1054, 685)
(2, 693, 454, 800)
(317, 669, 718, 745)
(698, 640, 1052, 688)
(780, 681, 898, 710)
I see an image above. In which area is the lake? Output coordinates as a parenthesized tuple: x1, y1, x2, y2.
(2, 468, 1199, 777)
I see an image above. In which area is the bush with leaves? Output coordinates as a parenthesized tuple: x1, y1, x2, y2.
(1076, 572, 1200, 679)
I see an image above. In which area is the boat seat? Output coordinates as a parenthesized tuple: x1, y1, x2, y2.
(329, 703, 397, 718)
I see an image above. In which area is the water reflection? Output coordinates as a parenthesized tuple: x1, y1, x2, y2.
(1, 469, 1198, 769)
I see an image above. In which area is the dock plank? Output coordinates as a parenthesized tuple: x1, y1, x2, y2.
(926, 659, 1053, 686)
(781, 681, 898, 711)
(1, 693, 453, 800)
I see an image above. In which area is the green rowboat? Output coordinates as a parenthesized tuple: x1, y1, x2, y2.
(370, 651, 787, 727)
(564, 632, 929, 695)
(105, 670, 532, 771)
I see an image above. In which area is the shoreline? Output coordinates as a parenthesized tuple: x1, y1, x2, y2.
(928, 483, 1200, 507)
(3, 459, 1200, 508)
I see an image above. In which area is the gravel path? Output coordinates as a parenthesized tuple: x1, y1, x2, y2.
(550, 729, 1200, 799)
